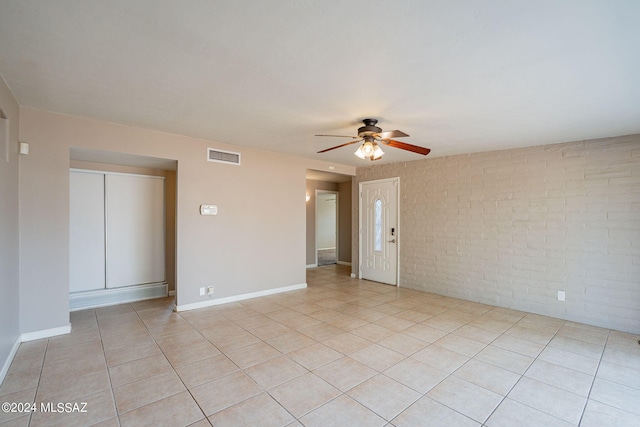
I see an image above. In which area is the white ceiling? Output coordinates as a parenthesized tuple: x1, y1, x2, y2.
(1, 1, 638, 167)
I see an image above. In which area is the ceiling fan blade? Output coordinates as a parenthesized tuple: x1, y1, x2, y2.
(375, 130, 409, 139)
(315, 134, 360, 138)
(381, 139, 431, 155)
(317, 139, 362, 153)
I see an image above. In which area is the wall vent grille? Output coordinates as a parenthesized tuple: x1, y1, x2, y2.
(208, 148, 241, 165)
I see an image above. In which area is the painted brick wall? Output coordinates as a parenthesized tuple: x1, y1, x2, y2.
(355, 135, 640, 334)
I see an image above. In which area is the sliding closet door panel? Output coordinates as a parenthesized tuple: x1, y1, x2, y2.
(70, 171, 106, 292)
(106, 174, 165, 288)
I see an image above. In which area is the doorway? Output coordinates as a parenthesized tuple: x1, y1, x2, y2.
(316, 191, 339, 266)
(305, 170, 353, 270)
(359, 177, 399, 285)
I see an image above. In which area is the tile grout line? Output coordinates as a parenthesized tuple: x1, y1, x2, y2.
(27, 332, 50, 426)
(94, 306, 122, 427)
(576, 328, 609, 426)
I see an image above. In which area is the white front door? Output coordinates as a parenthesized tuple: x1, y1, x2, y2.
(360, 178, 399, 285)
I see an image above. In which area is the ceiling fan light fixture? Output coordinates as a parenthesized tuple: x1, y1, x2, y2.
(372, 144, 384, 160)
(355, 140, 381, 160)
(362, 141, 374, 156)
(354, 141, 384, 160)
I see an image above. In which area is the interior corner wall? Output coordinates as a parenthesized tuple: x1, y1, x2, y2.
(338, 180, 352, 264)
(0, 77, 20, 377)
(305, 180, 338, 265)
(355, 135, 640, 334)
(18, 107, 355, 334)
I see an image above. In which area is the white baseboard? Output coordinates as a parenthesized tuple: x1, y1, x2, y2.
(337, 261, 352, 266)
(175, 283, 307, 312)
(168, 290, 176, 297)
(2, 323, 73, 384)
(1, 323, 72, 384)
(350, 273, 357, 278)
(306, 264, 318, 269)
(70, 282, 168, 311)
(0, 336, 21, 386)
(21, 324, 72, 342)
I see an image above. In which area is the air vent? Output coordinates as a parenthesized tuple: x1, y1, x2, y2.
(207, 148, 241, 165)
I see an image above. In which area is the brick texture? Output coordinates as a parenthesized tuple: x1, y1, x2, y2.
(354, 135, 640, 334)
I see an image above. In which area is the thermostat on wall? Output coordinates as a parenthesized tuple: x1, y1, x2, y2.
(200, 204, 218, 215)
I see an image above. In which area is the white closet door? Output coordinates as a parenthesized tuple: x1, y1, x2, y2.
(70, 171, 106, 292)
(106, 174, 165, 288)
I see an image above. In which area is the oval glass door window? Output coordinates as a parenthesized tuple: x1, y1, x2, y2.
(374, 198, 382, 252)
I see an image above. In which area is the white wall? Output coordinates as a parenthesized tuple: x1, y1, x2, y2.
(0, 76, 20, 380)
(18, 107, 355, 334)
(355, 135, 640, 334)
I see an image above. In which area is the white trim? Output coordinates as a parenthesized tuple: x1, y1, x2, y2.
(175, 283, 307, 312)
(358, 182, 361, 279)
(104, 171, 110, 288)
(306, 264, 318, 269)
(337, 261, 352, 266)
(0, 336, 21, 385)
(317, 247, 337, 251)
(70, 282, 168, 311)
(20, 324, 72, 342)
(396, 178, 401, 287)
(350, 273, 357, 278)
(168, 290, 176, 296)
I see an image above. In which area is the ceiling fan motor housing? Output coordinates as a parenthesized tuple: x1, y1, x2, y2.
(358, 118, 382, 137)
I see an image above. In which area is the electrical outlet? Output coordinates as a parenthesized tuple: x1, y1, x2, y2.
(558, 290, 565, 301)
(207, 286, 214, 296)
(199, 287, 205, 296)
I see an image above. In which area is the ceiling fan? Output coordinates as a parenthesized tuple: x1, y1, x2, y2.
(316, 118, 431, 161)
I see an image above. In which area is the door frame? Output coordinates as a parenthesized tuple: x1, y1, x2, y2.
(315, 189, 339, 266)
(358, 177, 400, 285)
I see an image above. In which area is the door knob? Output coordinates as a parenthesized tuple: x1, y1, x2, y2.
(388, 239, 396, 243)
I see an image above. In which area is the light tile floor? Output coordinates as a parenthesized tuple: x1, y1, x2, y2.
(1, 265, 639, 426)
